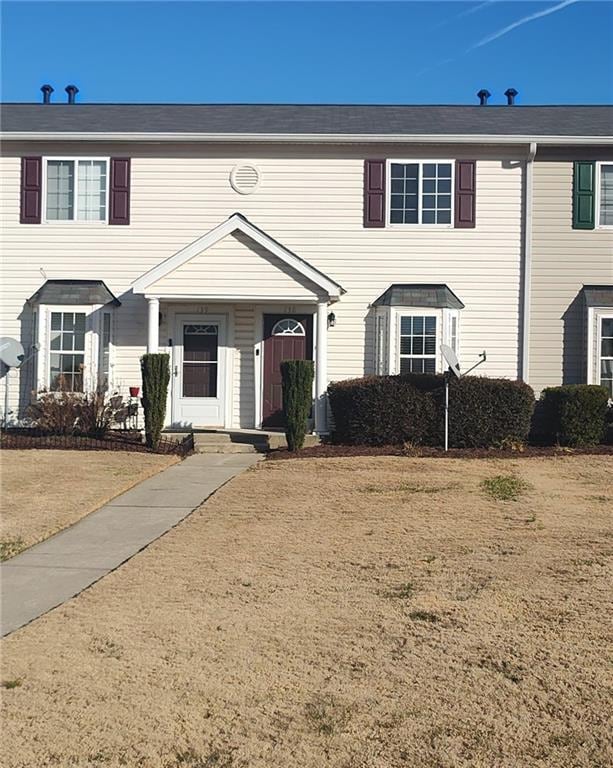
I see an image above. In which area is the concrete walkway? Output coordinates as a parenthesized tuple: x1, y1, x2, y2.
(0, 452, 261, 637)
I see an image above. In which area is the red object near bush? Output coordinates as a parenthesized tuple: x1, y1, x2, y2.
(129, 386, 140, 397)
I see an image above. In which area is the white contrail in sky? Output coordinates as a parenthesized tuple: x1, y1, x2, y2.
(434, 0, 497, 29)
(470, 0, 580, 49)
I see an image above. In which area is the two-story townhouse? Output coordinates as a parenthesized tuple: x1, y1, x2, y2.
(1, 96, 611, 434)
(528, 149, 613, 396)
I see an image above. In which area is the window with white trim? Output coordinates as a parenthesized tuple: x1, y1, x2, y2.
(399, 315, 437, 373)
(389, 161, 453, 225)
(599, 316, 613, 396)
(45, 158, 108, 221)
(49, 311, 86, 391)
(271, 318, 306, 336)
(450, 314, 458, 353)
(597, 163, 613, 227)
(100, 312, 112, 387)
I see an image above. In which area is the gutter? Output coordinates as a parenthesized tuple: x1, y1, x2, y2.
(521, 141, 537, 383)
(1, 132, 612, 145)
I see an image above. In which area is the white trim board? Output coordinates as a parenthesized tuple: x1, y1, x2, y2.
(132, 213, 344, 300)
(3, 132, 613, 145)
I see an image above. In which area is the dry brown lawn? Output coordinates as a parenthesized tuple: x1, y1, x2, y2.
(1, 455, 612, 768)
(0, 450, 178, 558)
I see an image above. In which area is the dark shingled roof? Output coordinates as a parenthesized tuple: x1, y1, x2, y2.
(1, 104, 612, 137)
(372, 284, 465, 309)
(28, 280, 121, 306)
(582, 285, 613, 307)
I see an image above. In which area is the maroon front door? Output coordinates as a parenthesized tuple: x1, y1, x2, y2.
(262, 314, 313, 428)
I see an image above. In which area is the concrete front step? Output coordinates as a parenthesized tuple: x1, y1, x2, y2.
(164, 429, 320, 453)
(195, 443, 263, 454)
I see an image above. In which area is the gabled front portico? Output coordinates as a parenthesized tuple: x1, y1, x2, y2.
(132, 213, 344, 434)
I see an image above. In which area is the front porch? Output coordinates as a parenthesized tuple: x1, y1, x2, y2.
(132, 213, 344, 435)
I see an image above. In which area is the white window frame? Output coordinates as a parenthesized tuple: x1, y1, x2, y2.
(595, 312, 613, 397)
(45, 306, 90, 392)
(595, 161, 613, 229)
(99, 311, 114, 389)
(42, 156, 110, 224)
(386, 159, 455, 228)
(271, 318, 306, 336)
(397, 310, 439, 375)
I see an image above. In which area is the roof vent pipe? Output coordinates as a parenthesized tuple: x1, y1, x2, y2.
(477, 89, 491, 106)
(504, 88, 518, 105)
(65, 85, 79, 104)
(41, 84, 54, 104)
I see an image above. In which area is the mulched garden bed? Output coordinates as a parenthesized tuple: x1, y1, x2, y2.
(0, 429, 193, 456)
(268, 443, 613, 460)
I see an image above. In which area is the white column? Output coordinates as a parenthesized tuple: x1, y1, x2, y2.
(315, 300, 328, 434)
(147, 297, 160, 353)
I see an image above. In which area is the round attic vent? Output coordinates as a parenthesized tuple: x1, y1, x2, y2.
(230, 164, 261, 194)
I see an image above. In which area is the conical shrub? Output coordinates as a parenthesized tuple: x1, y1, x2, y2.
(281, 360, 314, 451)
(140, 353, 170, 449)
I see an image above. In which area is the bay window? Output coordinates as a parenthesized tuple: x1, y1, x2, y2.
(372, 284, 464, 376)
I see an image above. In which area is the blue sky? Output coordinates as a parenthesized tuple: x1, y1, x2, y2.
(1, 1, 611, 104)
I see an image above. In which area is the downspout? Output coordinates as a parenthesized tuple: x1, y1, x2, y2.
(521, 141, 537, 382)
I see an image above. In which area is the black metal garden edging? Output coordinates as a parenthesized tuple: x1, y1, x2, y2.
(0, 428, 194, 457)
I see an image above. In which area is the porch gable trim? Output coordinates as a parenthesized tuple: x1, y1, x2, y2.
(132, 213, 344, 299)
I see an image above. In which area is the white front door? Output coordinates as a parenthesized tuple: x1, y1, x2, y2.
(172, 314, 226, 427)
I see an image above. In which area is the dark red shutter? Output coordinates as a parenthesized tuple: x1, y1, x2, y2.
(454, 160, 476, 228)
(109, 157, 131, 225)
(20, 157, 42, 224)
(364, 159, 386, 227)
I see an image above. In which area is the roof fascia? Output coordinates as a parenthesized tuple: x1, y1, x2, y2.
(2, 132, 613, 145)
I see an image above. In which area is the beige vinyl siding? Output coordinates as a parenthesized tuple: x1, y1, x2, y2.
(149, 231, 320, 300)
(1, 142, 524, 425)
(529, 161, 613, 393)
(233, 305, 256, 428)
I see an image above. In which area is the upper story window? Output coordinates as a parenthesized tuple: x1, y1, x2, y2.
(597, 163, 613, 227)
(389, 161, 453, 225)
(44, 158, 108, 222)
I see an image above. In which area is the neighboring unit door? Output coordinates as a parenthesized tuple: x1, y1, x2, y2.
(172, 315, 226, 427)
(262, 314, 313, 428)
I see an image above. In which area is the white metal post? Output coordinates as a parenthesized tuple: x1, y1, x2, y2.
(147, 297, 160, 354)
(315, 300, 328, 434)
(444, 375, 449, 452)
(3, 369, 10, 429)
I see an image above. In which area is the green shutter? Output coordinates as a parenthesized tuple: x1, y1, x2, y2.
(572, 161, 595, 229)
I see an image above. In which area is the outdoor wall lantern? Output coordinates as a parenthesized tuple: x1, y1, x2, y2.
(327, 312, 336, 328)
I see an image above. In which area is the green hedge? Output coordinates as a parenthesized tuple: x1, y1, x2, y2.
(281, 360, 314, 451)
(328, 374, 535, 449)
(141, 353, 170, 449)
(535, 384, 609, 446)
(328, 375, 438, 446)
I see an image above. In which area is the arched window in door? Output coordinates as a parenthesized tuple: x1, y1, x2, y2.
(271, 318, 306, 336)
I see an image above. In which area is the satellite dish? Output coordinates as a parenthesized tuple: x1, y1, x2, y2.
(0, 337, 25, 368)
(440, 344, 460, 378)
